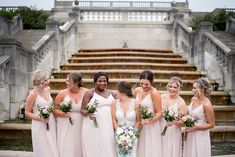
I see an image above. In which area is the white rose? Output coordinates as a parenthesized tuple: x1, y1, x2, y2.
(42, 109, 48, 114)
(168, 110, 174, 117)
(116, 127, 123, 135)
(64, 96, 71, 104)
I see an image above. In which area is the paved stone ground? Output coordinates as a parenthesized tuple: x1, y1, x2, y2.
(0, 151, 235, 157)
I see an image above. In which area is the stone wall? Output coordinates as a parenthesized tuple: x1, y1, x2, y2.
(77, 22, 172, 49)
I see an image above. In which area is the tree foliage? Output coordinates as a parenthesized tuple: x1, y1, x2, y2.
(0, 7, 49, 29)
(189, 9, 235, 31)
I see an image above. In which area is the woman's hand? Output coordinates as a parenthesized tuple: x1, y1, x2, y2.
(185, 126, 197, 133)
(88, 113, 96, 120)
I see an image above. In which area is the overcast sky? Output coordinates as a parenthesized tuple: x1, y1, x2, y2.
(0, 0, 235, 12)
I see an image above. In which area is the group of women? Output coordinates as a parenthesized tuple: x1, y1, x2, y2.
(25, 69, 215, 157)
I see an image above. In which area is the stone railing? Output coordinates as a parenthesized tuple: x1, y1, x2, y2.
(53, 0, 190, 23)
(0, 6, 26, 11)
(0, 55, 11, 120)
(226, 17, 235, 36)
(173, 14, 235, 102)
(0, 14, 22, 36)
(0, 12, 78, 120)
(74, 1, 171, 9)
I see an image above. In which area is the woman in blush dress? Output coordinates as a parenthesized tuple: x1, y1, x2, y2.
(81, 72, 117, 157)
(183, 77, 215, 157)
(111, 81, 141, 157)
(25, 69, 59, 157)
(54, 72, 87, 157)
(133, 70, 162, 157)
(160, 76, 187, 157)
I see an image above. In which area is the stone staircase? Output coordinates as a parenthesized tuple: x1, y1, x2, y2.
(49, 48, 235, 142)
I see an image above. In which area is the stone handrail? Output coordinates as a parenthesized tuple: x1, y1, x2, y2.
(0, 14, 22, 36)
(226, 18, 235, 35)
(0, 6, 26, 11)
(75, 1, 171, 9)
(0, 55, 11, 87)
(173, 15, 235, 102)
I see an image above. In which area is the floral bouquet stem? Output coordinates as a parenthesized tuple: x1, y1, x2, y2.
(46, 122, 49, 130)
(183, 130, 188, 141)
(69, 117, 73, 125)
(161, 126, 168, 136)
(93, 119, 98, 128)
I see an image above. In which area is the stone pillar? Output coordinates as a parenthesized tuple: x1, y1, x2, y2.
(195, 22, 213, 71)
(69, 11, 79, 52)
(172, 13, 183, 54)
(225, 52, 235, 103)
(0, 38, 31, 119)
(46, 19, 60, 70)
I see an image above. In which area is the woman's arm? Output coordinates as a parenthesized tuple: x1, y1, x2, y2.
(54, 90, 68, 117)
(150, 89, 162, 122)
(135, 103, 141, 129)
(111, 101, 118, 130)
(188, 99, 215, 132)
(174, 98, 188, 127)
(24, 91, 46, 122)
(81, 89, 93, 116)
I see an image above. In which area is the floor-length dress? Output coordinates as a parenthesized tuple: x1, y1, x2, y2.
(136, 94, 162, 157)
(82, 92, 117, 157)
(115, 98, 137, 157)
(57, 95, 84, 157)
(160, 95, 182, 157)
(183, 103, 211, 157)
(32, 94, 59, 157)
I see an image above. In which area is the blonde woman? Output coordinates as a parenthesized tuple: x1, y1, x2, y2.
(25, 69, 59, 157)
(160, 76, 187, 157)
(183, 78, 215, 157)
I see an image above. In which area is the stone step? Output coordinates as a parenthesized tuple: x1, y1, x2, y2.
(49, 88, 229, 105)
(79, 48, 172, 53)
(214, 106, 235, 121)
(1, 122, 234, 142)
(72, 51, 182, 58)
(52, 69, 205, 80)
(60, 62, 197, 71)
(68, 56, 187, 64)
(213, 31, 235, 51)
(49, 78, 219, 93)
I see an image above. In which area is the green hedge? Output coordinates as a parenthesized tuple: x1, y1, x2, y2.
(0, 7, 49, 29)
(189, 9, 235, 31)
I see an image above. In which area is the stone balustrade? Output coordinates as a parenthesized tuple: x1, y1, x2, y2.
(173, 15, 235, 103)
(226, 17, 235, 36)
(0, 14, 22, 36)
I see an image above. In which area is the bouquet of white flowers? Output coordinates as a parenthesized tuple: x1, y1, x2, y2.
(161, 109, 176, 136)
(86, 99, 98, 128)
(38, 105, 54, 130)
(141, 106, 155, 119)
(60, 96, 73, 125)
(181, 115, 197, 141)
(115, 125, 138, 157)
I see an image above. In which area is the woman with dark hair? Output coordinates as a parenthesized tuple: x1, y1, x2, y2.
(133, 70, 162, 157)
(160, 76, 187, 157)
(54, 72, 87, 157)
(81, 72, 117, 157)
(183, 77, 215, 157)
(111, 81, 141, 157)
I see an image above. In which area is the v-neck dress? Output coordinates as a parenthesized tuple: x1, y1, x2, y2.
(183, 103, 211, 157)
(136, 93, 162, 157)
(57, 95, 85, 157)
(115, 98, 137, 157)
(160, 94, 182, 157)
(82, 92, 117, 157)
(32, 93, 59, 157)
